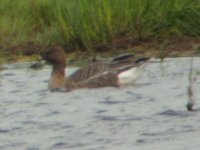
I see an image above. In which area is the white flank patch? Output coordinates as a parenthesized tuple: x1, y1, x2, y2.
(118, 67, 142, 85)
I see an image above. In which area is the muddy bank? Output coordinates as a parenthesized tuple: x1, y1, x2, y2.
(1, 37, 200, 63)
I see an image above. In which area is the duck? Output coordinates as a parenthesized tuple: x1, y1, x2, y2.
(42, 46, 150, 92)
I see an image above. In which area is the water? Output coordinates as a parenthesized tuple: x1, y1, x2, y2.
(0, 58, 200, 150)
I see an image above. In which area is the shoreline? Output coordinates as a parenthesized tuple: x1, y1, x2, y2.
(1, 38, 200, 65)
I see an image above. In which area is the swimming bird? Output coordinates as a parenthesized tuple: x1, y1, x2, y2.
(42, 46, 149, 92)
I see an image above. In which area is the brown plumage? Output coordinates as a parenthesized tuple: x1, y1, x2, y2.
(42, 46, 149, 92)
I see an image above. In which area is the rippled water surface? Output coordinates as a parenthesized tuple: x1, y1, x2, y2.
(0, 58, 200, 150)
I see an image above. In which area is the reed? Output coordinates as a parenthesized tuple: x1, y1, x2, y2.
(186, 56, 194, 111)
(1, 0, 200, 53)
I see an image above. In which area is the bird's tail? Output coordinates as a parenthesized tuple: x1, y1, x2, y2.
(111, 53, 135, 63)
(135, 57, 150, 66)
(109, 55, 149, 74)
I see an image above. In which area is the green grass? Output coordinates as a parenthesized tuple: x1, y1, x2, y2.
(1, 0, 200, 56)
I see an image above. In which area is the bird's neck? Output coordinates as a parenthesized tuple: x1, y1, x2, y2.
(48, 64, 66, 90)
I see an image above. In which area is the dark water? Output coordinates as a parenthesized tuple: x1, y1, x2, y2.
(0, 58, 200, 150)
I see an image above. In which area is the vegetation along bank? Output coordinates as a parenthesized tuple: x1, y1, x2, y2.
(1, 0, 200, 63)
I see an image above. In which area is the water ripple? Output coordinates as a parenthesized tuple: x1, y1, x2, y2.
(158, 109, 191, 117)
(45, 110, 60, 117)
(96, 110, 107, 114)
(2, 73, 15, 76)
(95, 115, 119, 121)
(99, 100, 126, 105)
(10, 90, 21, 93)
(52, 142, 67, 148)
(95, 115, 146, 122)
(0, 128, 10, 133)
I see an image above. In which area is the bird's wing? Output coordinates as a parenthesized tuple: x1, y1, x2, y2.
(75, 71, 119, 88)
(68, 62, 110, 82)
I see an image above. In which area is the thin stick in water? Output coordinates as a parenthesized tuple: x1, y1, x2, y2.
(186, 56, 194, 111)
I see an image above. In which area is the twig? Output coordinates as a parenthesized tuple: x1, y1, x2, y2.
(186, 56, 194, 111)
